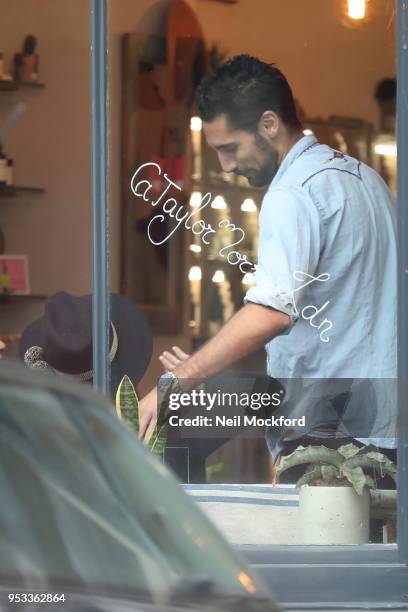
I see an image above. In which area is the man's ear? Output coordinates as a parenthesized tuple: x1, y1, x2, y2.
(258, 110, 279, 139)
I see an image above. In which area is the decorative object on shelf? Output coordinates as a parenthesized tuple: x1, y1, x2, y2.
(0, 102, 26, 189)
(0, 146, 7, 184)
(5, 158, 13, 185)
(0, 255, 30, 295)
(208, 43, 228, 70)
(277, 443, 396, 544)
(13, 35, 39, 83)
(0, 225, 5, 254)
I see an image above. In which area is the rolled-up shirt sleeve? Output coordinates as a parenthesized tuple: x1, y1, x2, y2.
(244, 187, 321, 331)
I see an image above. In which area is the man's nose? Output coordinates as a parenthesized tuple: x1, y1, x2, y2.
(218, 154, 237, 174)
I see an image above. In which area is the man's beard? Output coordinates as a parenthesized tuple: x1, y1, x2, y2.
(243, 134, 279, 187)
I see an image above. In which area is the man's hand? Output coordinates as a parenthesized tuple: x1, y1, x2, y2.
(159, 346, 190, 372)
(138, 303, 290, 441)
(0, 340, 6, 360)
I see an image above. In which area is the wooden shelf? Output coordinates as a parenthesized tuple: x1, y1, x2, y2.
(0, 80, 45, 91)
(0, 185, 44, 197)
(0, 293, 46, 304)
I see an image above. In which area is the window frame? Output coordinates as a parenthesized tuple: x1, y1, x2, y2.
(90, 0, 408, 606)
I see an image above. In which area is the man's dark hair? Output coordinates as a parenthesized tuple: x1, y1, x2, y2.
(196, 54, 302, 133)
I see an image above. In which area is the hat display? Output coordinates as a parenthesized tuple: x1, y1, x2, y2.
(19, 292, 153, 391)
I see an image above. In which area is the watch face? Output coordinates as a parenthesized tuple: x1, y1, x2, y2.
(158, 372, 175, 393)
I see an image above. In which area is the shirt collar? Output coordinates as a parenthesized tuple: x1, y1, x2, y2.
(270, 134, 319, 187)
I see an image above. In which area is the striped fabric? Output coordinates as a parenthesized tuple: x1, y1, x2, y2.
(183, 484, 300, 545)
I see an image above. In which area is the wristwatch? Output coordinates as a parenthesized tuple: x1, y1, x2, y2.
(157, 371, 182, 394)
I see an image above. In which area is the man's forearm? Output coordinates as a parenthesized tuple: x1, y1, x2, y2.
(173, 302, 290, 381)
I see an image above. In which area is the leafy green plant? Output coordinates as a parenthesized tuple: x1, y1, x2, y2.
(208, 43, 228, 70)
(115, 375, 168, 457)
(276, 443, 397, 495)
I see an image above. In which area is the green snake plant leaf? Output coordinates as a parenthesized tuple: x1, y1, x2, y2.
(277, 445, 343, 477)
(342, 465, 376, 495)
(115, 375, 139, 434)
(115, 375, 169, 458)
(148, 421, 168, 457)
(146, 384, 172, 457)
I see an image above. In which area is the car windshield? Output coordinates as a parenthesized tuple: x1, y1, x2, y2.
(0, 363, 271, 608)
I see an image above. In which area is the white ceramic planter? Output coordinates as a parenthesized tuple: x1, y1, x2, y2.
(298, 485, 370, 544)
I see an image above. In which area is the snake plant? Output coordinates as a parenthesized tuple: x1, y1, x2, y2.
(276, 443, 396, 495)
(115, 375, 168, 457)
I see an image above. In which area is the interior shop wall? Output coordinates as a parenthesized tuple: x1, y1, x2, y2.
(186, 0, 396, 127)
(108, 0, 395, 393)
(0, 0, 92, 298)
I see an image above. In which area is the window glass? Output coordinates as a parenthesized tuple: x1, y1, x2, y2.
(0, 3, 94, 388)
(111, 0, 398, 548)
(0, 370, 273, 608)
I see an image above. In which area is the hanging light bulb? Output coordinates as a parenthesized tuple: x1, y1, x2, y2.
(242, 272, 254, 286)
(374, 143, 397, 157)
(189, 192, 202, 208)
(347, 0, 366, 20)
(212, 270, 225, 283)
(189, 244, 202, 253)
(211, 195, 227, 210)
(190, 116, 202, 132)
(241, 198, 257, 213)
(189, 266, 202, 281)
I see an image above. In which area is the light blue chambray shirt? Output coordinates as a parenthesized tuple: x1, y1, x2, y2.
(244, 135, 397, 452)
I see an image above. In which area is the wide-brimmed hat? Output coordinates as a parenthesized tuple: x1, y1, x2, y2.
(19, 292, 153, 391)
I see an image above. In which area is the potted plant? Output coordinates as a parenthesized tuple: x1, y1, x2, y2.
(115, 375, 167, 457)
(276, 443, 397, 545)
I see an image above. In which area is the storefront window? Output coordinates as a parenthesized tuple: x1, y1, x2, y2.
(108, 0, 400, 555)
(0, 5, 93, 388)
(2, 0, 407, 606)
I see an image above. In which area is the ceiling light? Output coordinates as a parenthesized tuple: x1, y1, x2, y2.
(190, 116, 202, 132)
(189, 191, 202, 207)
(189, 266, 202, 281)
(347, 0, 366, 20)
(241, 198, 257, 212)
(242, 272, 254, 286)
(211, 195, 227, 209)
(212, 270, 225, 283)
(374, 143, 397, 157)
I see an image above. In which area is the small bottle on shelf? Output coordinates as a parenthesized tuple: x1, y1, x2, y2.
(5, 159, 13, 186)
(0, 147, 7, 185)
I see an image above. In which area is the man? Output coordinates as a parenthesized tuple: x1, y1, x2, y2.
(0, 339, 5, 360)
(139, 55, 396, 459)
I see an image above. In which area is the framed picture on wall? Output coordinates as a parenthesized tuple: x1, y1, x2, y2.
(0, 255, 30, 295)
